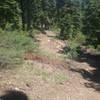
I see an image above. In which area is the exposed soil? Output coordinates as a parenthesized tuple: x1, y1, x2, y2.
(0, 31, 100, 100)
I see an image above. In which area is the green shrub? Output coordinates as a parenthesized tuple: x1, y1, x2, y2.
(97, 45, 100, 51)
(64, 41, 79, 59)
(64, 33, 86, 59)
(73, 32, 86, 44)
(0, 29, 37, 69)
(51, 26, 60, 33)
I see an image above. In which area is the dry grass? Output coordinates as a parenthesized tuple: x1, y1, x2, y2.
(19, 61, 68, 84)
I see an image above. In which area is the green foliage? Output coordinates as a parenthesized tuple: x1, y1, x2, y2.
(64, 33, 86, 59)
(97, 45, 100, 51)
(64, 41, 79, 59)
(57, 0, 83, 40)
(0, 0, 100, 48)
(0, 29, 37, 68)
(72, 32, 86, 44)
(0, 0, 20, 29)
(82, 0, 100, 48)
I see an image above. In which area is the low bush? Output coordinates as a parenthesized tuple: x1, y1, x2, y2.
(64, 33, 86, 59)
(0, 29, 37, 69)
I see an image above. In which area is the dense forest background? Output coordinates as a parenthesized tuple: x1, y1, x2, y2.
(0, 0, 100, 43)
(0, 0, 100, 63)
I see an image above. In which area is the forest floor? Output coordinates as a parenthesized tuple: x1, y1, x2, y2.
(0, 31, 100, 100)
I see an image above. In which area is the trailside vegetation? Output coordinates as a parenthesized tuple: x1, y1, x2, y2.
(0, 0, 100, 61)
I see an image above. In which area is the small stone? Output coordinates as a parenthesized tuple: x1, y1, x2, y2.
(48, 39, 50, 42)
(14, 87, 20, 91)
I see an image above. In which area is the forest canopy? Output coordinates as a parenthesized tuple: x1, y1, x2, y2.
(0, 0, 100, 47)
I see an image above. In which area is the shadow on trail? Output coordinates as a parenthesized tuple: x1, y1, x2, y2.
(78, 51, 100, 68)
(70, 51, 100, 92)
(0, 90, 29, 100)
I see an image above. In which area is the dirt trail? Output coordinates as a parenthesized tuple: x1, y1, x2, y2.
(35, 31, 100, 100)
(36, 31, 66, 58)
(0, 31, 100, 100)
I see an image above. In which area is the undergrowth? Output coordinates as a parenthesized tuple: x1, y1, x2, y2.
(0, 29, 37, 69)
(63, 32, 86, 59)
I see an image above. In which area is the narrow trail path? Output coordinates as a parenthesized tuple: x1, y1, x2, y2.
(36, 31, 66, 58)
(35, 31, 100, 100)
(0, 31, 100, 100)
